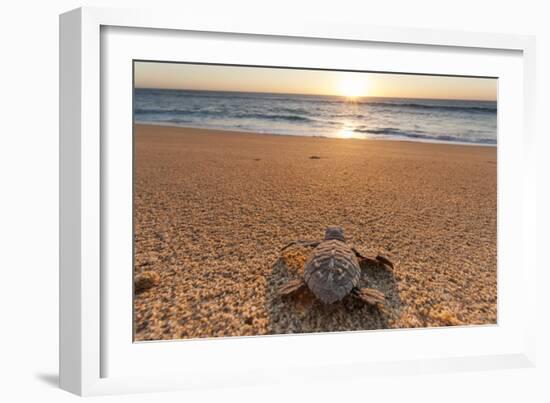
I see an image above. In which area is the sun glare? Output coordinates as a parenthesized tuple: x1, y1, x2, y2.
(337, 122, 358, 139)
(338, 75, 370, 98)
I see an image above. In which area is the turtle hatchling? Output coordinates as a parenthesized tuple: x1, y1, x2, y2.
(277, 226, 394, 306)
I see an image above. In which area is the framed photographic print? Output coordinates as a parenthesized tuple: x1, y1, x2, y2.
(131, 61, 498, 341)
(60, 7, 537, 396)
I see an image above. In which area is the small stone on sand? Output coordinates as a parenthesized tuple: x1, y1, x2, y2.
(135, 271, 161, 294)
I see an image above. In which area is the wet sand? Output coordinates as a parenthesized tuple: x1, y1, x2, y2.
(133, 124, 497, 341)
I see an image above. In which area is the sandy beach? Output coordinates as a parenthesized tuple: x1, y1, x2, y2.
(133, 123, 497, 341)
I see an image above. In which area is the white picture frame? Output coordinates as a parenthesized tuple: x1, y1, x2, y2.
(59, 6, 537, 396)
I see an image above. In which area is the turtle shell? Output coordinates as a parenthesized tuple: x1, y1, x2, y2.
(303, 239, 361, 304)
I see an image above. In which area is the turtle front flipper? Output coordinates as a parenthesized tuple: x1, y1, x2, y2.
(352, 247, 394, 271)
(277, 278, 307, 296)
(375, 255, 394, 270)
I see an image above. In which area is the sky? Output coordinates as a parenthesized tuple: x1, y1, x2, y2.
(134, 61, 497, 101)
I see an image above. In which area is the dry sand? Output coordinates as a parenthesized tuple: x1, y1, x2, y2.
(133, 124, 497, 341)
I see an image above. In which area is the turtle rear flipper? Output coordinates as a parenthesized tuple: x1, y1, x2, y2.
(277, 278, 306, 296)
(352, 287, 385, 305)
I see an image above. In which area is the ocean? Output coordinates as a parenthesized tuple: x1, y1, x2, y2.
(134, 88, 497, 145)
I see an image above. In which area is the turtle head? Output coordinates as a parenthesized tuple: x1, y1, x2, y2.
(324, 226, 345, 242)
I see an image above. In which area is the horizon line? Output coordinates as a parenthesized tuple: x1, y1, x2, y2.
(133, 86, 497, 103)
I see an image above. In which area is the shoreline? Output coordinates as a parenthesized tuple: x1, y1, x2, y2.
(134, 122, 497, 148)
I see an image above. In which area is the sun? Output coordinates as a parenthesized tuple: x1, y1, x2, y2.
(338, 75, 370, 99)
